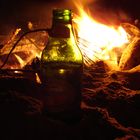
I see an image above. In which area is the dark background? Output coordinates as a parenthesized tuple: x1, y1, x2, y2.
(0, 0, 140, 34)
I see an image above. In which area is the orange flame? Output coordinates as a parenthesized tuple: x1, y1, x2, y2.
(73, 4, 129, 68)
(0, 5, 130, 70)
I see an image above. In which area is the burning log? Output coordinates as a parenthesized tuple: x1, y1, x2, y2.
(119, 23, 140, 70)
(0, 30, 47, 69)
(119, 37, 140, 70)
(121, 23, 140, 38)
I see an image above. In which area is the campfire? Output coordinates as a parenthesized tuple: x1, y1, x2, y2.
(0, 1, 140, 140)
(0, 2, 140, 72)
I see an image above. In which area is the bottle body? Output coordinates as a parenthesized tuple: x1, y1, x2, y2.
(39, 9, 83, 121)
(40, 62, 82, 120)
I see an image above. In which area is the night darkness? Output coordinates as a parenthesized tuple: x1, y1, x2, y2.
(0, 0, 140, 33)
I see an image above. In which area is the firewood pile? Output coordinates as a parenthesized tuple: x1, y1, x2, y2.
(0, 23, 140, 140)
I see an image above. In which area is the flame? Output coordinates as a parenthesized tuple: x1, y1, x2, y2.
(7, 28, 21, 44)
(14, 54, 27, 68)
(0, 6, 129, 70)
(13, 48, 41, 69)
(73, 5, 129, 68)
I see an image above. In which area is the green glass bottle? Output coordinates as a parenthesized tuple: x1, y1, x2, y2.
(40, 9, 83, 122)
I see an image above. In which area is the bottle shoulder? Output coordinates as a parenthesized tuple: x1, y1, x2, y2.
(42, 36, 82, 61)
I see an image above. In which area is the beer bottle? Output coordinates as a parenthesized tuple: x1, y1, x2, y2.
(40, 9, 83, 122)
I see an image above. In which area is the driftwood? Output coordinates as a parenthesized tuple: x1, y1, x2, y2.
(121, 23, 140, 38)
(119, 23, 140, 70)
(119, 37, 140, 70)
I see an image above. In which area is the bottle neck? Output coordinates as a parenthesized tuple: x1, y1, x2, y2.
(49, 20, 73, 38)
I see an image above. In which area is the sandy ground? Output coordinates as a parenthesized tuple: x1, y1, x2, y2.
(0, 61, 140, 140)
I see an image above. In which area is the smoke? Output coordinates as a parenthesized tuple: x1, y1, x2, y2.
(71, 0, 132, 25)
(86, 0, 140, 20)
(71, 0, 140, 25)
